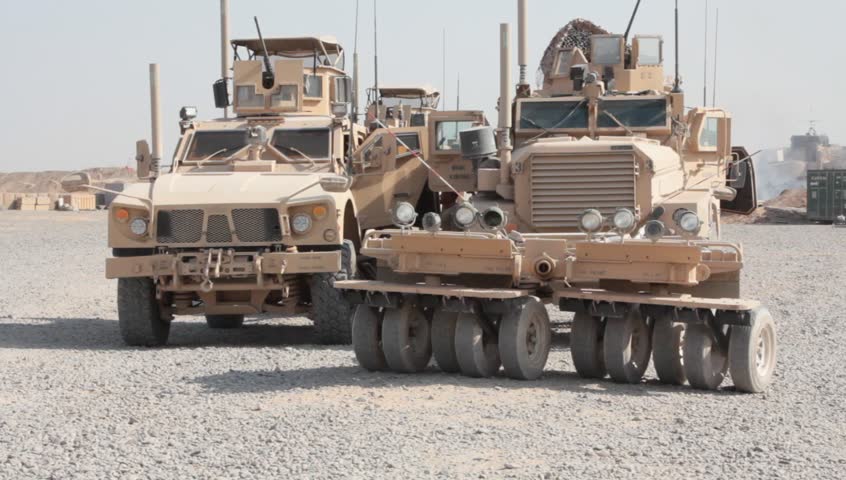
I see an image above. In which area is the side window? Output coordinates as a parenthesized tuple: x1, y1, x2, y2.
(554, 50, 573, 76)
(334, 77, 352, 103)
(700, 117, 719, 148)
(360, 136, 384, 170)
(435, 121, 475, 151)
(303, 75, 323, 98)
(396, 133, 421, 158)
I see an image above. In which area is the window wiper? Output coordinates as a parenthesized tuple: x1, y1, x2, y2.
(275, 145, 316, 168)
(528, 97, 588, 142)
(600, 110, 635, 136)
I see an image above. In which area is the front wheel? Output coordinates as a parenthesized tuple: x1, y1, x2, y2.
(117, 278, 170, 347)
(310, 240, 356, 345)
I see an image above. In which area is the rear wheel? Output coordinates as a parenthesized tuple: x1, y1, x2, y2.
(352, 305, 387, 371)
(431, 309, 460, 373)
(603, 306, 651, 384)
(205, 314, 244, 329)
(652, 314, 687, 385)
(571, 313, 606, 379)
(454, 312, 500, 378)
(117, 278, 170, 347)
(498, 298, 551, 380)
(684, 322, 727, 391)
(729, 308, 777, 393)
(381, 304, 431, 373)
(310, 240, 356, 345)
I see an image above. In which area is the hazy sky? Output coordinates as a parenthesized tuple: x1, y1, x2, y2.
(1, 0, 843, 172)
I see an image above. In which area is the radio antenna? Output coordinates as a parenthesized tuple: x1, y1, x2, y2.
(672, 0, 682, 92)
(712, 8, 720, 107)
(702, 0, 708, 106)
(442, 29, 447, 111)
(373, 0, 379, 113)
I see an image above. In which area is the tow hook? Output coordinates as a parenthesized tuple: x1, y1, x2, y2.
(200, 248, 225, 293)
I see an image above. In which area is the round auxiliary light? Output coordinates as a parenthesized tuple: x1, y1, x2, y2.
(644, 220, 665, 242)
(291, 213, 312, 234)
(129, 218, 149, 236)
(421, 212, 442, 233)
(480, 207, 507, 231)
(114, 208, 130, 223)
(674, 209, 702, 234)
(392, 202, 417, 228)
(454, 204, 478, 230)
(578, 209, 604, 233)
(612, 208, 637, 232)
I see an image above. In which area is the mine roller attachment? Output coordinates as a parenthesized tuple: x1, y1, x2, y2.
(557, 289, 777, 393)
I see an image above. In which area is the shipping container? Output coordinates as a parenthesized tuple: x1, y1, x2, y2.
(807, 169, 846, 222)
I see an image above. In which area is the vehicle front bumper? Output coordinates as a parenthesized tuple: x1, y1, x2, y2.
(106, 249, 341, 292)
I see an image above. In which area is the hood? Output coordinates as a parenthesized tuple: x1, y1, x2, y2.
(150, 171, 328, 207)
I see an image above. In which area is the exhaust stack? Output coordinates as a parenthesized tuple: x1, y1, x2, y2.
(497, 23, 514, 199)
(149, 64, 163, 177)
(518, 0, 529, 86)
(220, 0, 231, 118)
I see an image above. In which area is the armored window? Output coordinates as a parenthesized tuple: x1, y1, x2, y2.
(592, 36, 623, 65)
(334, 76, 352, 103)
(518, 100, 589, 130)
(303, 75, 323, 98)
(396, 133, 421, 157)
(598, 98, 668, 129)
(271, 85, 299, 109)
(436, 121, 476, 151)
(185, 131, 247, 161)
(637, 37, 663, 66)
(236, 85, 265, 108)
(700, 117, 719, 148)
(271, 129, 331, 160)
(555, 50, 573, 75)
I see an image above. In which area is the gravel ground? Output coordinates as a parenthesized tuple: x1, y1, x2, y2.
(1, 211, 844, 479)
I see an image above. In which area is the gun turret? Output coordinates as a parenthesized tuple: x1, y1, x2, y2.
(253, 16, 275, 89)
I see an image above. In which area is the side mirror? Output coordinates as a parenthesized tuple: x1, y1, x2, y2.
(60, 172, 92, 193)
(319, 175, 352, 193)
(213, 79, 230, 109)
(135, 140, 152, 179)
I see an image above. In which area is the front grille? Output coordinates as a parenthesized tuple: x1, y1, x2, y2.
(156, 209, 204, 244)
(232, 208, 282, 242)
(206, 215, 232, 243)
(530, 154, 636, 229)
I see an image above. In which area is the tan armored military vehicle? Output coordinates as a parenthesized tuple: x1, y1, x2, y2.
(365, 86, 441, 128)
(337, 0, 776, 393)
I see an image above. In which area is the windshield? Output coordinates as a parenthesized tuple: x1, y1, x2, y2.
(598, 98, 668, 129)
(271, 129, 331, 160)
(436, 121, 476, 151)
(519, 100, 589, 130)
(185, 131, 246, 161)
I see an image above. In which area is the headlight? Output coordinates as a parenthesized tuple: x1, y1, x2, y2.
(673, 209, 701, 234)
(644, 220, 665, 242)
(612, 208, 637, 232)
(291, 213, 313, 234)
(392, 202, 417, 228)
(422, 212, 442, 232)
(578, 209, 604, 233)
(454, 204, 478, 230)
(480, 207, 506, 231)
(129, 217, 149, 236)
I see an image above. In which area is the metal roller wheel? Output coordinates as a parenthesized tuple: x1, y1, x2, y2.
(729, 308, 777, 393)
(381, 303, 432, 373)
(352, 304, 387, 372)
(652, 314, 687, 385)
(603, 306, 651, 384)
(499, 297, 551, 380)
(454, 312, 500, 378)
(431, 309, 460, 373)
(683, 322, 727, 391)
(571, 313, 606, 379)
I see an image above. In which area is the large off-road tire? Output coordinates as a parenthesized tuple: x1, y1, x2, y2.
(205, 314, 244, 329)
(571, 313, 606, 379)
(498, 297, 551, 380)
(351, 304, 388, 371)
(117, 278, 170, 347)
(652, 315, 687, 385)
(683, 323, 727, 391)
(381, 304, 432, 373)
(454, 312, 500, 378)
(729, 308, 777, 393)
(431, 309, 460, 373)
(310, 240, 356, 345)
(603, 306, 651, 384)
